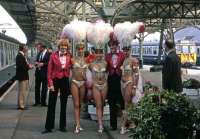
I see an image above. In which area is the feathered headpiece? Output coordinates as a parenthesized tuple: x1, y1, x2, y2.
(62, 20, 91, 49)
(87, 20, 113, 51)
(108, 32, 119, 48)
(114, 21, 143, 49)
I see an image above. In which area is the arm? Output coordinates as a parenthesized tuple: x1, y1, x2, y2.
(47, 55, 54, 88)
(16, 55, 29, 71)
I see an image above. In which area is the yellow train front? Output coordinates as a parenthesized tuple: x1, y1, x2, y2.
(176, 40, 197, 67)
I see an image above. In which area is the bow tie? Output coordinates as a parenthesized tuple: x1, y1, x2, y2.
(60, 54, 66, 57)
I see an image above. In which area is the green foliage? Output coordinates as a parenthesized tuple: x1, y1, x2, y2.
(128, 91, 199, 139)
(182, 78, 200, 89)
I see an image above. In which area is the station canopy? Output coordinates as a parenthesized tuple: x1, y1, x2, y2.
(0, 0, 200, 45)
(174, 26, 200, 43)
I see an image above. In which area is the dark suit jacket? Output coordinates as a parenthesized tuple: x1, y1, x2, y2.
(15, 52, 29, 81)
(162, 51, 183, 93)
(35, 50, 50, 79)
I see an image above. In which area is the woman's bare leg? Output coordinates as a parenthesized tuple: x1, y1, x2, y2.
(93, 87, 103, 130)
(71, 83, 80, 129)
(121, 83, 132, 133)
(79, 85, 85, 125)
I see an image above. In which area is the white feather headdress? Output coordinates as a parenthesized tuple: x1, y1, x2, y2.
(114, 21, 142, 48)
(87, 20, 113, 49)
(62, 20, 91, 43)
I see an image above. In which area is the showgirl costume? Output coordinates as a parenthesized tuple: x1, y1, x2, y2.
(113, 21, 144, 134)
(91, 55, 107, 91)
(87, 20, 113, 133)
(62, 20, 90, 133)
(71, 43, 87, 88)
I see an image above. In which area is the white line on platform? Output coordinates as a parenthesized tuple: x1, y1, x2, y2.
(0, 81, 17, 102)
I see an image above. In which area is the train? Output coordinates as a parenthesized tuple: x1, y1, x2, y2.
(0, 33, 37, 88)
(131, 39, 200, 66)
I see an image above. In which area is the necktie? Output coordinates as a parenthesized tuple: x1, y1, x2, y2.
(39, 52, 43, 61)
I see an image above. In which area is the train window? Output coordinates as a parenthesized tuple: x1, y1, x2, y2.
(176, 45, 182, 54)
(190, 45, 196, 53)
(144, 47, 148, 54)
(182, 45, 189, 53)
(148, 47, 152, 54)
(153, 49, 157, 55)
(197, 48, 200, 55)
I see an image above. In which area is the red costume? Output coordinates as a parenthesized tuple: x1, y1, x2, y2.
(48, 51, 72, 87)
(106, 51, 125, 76)
(86, 53, 96, 64)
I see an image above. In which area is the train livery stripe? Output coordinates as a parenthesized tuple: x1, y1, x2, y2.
(0, 81, 16, 102)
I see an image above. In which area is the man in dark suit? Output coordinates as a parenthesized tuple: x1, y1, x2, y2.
(106, 33, 125, 130)
(16, 45, 33, 110)
(162, 39, 183, 93)
(34, 43, 50, 106)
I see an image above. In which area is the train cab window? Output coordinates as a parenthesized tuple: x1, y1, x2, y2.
(190, 45, 196, 53)
(197, 48, 200, 55)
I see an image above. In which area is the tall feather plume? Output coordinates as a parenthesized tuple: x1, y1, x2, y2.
(62, 20, 91, 43)
(87, 20, 113, 49)
(114, 21, 141, 47)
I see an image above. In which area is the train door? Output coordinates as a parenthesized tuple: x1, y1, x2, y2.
(0, 40, 2, 69)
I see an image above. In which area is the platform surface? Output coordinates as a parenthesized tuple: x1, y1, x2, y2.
(1, 67, 200, 139)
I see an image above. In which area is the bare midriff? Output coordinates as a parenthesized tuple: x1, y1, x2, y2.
(122, 58, 133, 82)
(72, 57, 87, 81)
(92, 61, 107, 85)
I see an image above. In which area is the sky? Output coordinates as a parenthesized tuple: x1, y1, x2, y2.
(0, 5, 27, 44)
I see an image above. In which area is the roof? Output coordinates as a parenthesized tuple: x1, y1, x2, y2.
(0, 0, 36, 44)
(0, 32, 21, 44)
(174, 26, 200, 43)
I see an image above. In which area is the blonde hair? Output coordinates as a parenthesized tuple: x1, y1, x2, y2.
(57, 39, 69, 48)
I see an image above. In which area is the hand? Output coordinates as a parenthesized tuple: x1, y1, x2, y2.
(38, 63, 44, 67)
(29, 64, 34, 69)
(49, 86, 55, 91)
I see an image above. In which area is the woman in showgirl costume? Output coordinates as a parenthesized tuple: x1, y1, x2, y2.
(71, 42, 88, 133)
(62, 20, 89, 133)
(114, 22, 144, 134)
(87, 20, 113, 133)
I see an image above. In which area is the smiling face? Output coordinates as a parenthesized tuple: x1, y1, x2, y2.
(132, 58, 139, 72)
(58, 39, 69, 54)
(77, 47, 84, 56)
(110, 46, 117, 54)
(123, 47, 131, 57)
(95, 49, 104, 60)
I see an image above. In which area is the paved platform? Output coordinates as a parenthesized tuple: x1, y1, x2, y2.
(1, 67, 200, 139)
(0, 70, 130, 139)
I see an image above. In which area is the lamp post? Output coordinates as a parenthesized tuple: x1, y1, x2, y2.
(136, 22, 145, 69)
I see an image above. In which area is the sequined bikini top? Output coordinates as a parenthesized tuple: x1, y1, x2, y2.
(93, 67, 106, 72)
(122, 58, 133, 75)
(73, 58, 87, 69)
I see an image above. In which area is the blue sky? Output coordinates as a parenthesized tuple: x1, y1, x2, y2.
(0, 5, 27, 44)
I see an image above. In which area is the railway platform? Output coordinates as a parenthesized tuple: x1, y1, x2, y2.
(1, 66, 200, 139)
(0, 70, 130, 139)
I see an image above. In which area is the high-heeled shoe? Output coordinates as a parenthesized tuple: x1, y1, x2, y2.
(74, 126, 84, 134)
(98, 125, 104, 133)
